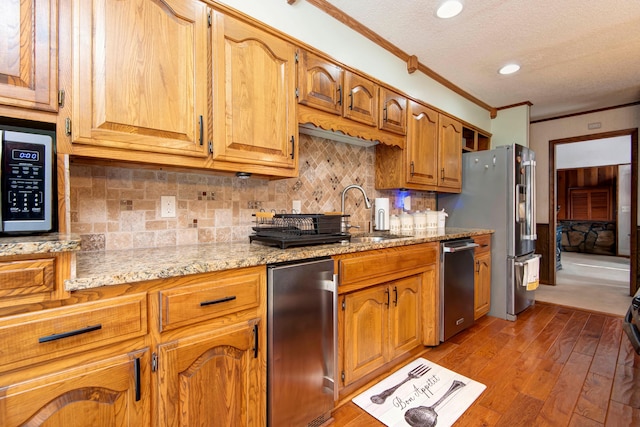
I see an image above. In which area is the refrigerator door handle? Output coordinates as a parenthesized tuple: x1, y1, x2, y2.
(522, 159, 537, 240)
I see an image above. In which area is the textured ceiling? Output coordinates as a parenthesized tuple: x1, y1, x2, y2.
(323, 0, 640, 121)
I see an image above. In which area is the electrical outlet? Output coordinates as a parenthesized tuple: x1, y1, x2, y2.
(161, 196, 176, 218)
(292, 200, 302, 213)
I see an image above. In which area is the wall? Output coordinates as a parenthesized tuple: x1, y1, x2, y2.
(490, 104, 530, 148)
(215, 0, 492, 132)
(529, 104, 640, 223)
(70, 135, 435, 251)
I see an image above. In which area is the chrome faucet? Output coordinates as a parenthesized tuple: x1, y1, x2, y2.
(340, 184, 372, 232)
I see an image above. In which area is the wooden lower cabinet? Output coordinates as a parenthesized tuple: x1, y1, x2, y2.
(342, 275, 421, 386)
(155, 319, 262, 427)
(1, 349, 150, 426)
(473, 234, 492, 319)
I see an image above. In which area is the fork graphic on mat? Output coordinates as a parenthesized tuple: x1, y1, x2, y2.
(370, 364, 432, 404)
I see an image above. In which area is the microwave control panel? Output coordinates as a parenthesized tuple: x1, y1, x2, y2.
(0, 130, 54, 232)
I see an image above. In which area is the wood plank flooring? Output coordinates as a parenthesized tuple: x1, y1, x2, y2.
(332, 302, 640, 426)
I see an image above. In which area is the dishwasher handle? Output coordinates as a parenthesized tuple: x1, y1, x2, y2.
(443, 242, 479, 253)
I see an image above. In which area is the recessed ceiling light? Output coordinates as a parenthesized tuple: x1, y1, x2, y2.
(499, 63, 520, 75)
(436, 1, 463, 19)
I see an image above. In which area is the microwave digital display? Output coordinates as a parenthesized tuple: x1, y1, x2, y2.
(12, 148, 39, 162)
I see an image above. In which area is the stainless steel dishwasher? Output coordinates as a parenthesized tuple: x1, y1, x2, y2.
(440, 238, 478, 341)
(267, 257, 336, 427)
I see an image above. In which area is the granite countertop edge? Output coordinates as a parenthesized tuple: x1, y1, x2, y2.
(0, 233, 82, 256)
(65, 228, 494, 291)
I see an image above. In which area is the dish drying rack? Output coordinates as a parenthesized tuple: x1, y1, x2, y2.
(250, 212, 350, 248)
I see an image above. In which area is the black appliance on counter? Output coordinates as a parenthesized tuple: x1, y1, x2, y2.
(623, 287, 640, 355)
(249, 213, 350, 248)
(0, 125, 56, 234)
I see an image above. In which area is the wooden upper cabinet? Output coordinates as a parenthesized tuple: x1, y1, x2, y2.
(68, 0, 209, 158)
(378, 87, 407, 135)
(0, 0, 58, 112)
(296, 50, 344, 115)
(438, 114, 463, 191)
(343, 71, 378, 126)
(406, 101, 438, 186)
(211, 12, 298, 174)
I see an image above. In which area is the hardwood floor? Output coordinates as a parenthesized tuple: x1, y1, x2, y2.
(332, 302, 640, 426)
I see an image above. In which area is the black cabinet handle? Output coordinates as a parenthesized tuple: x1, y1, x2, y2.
(134, 357, 141, 402)
(385, 288, 390, 307)
(410, 161, 415, 177)
(383, 105, 388, 122)
(393, 286, 398, 307)
(200, 296, 236, 307)
(253, 324, 259, 358)
(39, 324, 102, 343)
(349, 92, 354, 110)
(337, 85, 342, 106)
(290, 136, 295, 159)
(441, 168, 445, 182)
(199, 115, 203, 146)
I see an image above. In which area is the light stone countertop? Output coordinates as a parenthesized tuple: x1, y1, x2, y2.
(66, 227, 493, 291)
(0, 233, 81, 256)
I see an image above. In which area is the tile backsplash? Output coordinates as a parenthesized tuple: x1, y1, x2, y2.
(70, 134, 435, 251)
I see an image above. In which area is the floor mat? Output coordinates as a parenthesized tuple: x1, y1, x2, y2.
(352, 357, 486, 427)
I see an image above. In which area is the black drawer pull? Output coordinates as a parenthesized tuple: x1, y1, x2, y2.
(200, 296, 237, 307)
(39, 324, 102, 343)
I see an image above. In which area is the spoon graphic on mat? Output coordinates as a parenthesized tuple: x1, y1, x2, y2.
(370, 364, 431, 404)
(404, 380, 466, 427)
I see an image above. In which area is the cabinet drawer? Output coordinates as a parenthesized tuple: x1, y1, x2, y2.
(159, 271, 261, 331)
(0, 293, 147, 368)
(0, 258, 55, 298)
(339, 244, 437, 286)
(473, 234, 492, 254)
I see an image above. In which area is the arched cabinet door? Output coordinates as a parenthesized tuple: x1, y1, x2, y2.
(297, 49, 344, 115)
(69, 0, 209, 158)
(343, 71, 378, 127)
(1, 349, 150, 427)
(211, 12, 298, 176)
(156, 319, 262, 427)
(438, 114, 463, 191)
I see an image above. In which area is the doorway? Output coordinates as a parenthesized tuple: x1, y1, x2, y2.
(547, 129, 638, 298)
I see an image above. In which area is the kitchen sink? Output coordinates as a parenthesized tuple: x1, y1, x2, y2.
(349, 233, 407, 243)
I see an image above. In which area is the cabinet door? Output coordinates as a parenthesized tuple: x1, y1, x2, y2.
(474, 251, 491, 319)
(212, 12, 297, 172)
(1, 350, 149, 427)
(71, 0, 209, 157)
(406, 101, 439, 186)
(438, 114, 463, 191)
(297, 50, 343, 115)
(389, 275, 421, 359)
(379, 87, 407, 135)
(156, 320, 262, 427)
(343, 285, 388, 386)
(343, 71, 377, 126)
(0, 0, 58, 112)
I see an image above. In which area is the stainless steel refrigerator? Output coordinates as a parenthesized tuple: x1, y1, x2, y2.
(438, 144, 539, 320)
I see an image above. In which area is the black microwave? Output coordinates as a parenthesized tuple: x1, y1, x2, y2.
(0, 126, 56, 234)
